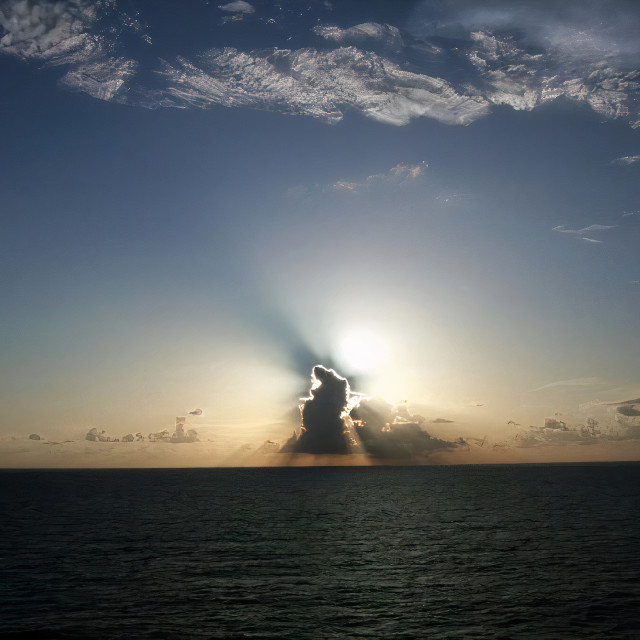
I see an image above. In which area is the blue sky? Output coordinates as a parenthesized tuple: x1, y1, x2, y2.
(1, 0, 639, 458)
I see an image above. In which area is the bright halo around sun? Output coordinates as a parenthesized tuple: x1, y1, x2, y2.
(337, 330, 388, 374)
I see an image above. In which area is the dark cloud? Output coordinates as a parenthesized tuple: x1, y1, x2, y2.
(351, 397, 457, 459)
(282, 366, 461, 459)
(283, 365, 353, 454)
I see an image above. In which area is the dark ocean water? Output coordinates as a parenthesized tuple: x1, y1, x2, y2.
(1, 464, 639, 639)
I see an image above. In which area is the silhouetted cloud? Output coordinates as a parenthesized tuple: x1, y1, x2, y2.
(283, 365, 354, 454)
(280, 366, 460, 458)
(351, 396, 459, 459)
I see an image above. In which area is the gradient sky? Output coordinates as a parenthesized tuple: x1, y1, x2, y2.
(1, 0, 639, 456)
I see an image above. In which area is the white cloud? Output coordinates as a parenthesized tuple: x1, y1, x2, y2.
(466, 30, 640, 127)
(428, 0, 640, 129)
(3, 1, 638, 132)
(218, 1, 254, 14)
(157, 46, 489, 126)
(313, 23, 403, 49)
(332, 180, 359, 192)
(552, 224, 616, 243)
(0, 0, 137, 102)
(332, 161, 429, 192)
(0, 0, 99, 63)
(552, 224, 617, 234)
(60, 57, 137, 101)
(612, 155, 640, 165)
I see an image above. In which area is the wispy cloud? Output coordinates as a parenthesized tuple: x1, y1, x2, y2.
(533, 377, 609, 392)
(552, 224, 616, 243)
(430, 0, 640, 128)
(332, 161, 429, 192)
(552, 224, 617, 234)
(612, 155, 640, 165)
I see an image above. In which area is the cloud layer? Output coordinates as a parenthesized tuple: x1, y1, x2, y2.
(2, 1, 639, 128)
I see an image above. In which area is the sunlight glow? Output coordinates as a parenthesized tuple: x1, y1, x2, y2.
(337, 330, 388, 374)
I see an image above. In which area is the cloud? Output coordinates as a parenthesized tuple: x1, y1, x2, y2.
(313, 22, 404, 50)
(0, 0, 98, 62)
(532, 377, 608, 392)
(218, 1, 254, 14)
(155, 46, 489, 126)
(350, 396, 460, 459)
(332, 161, 428, 192)
(282, 365, 355, 454)
(552, 224, 616, 243)
(512, 394, 640, 447)
(280, 366, 460, 459)
(60, 56, 137, 101)
(612, 155, 640, 165)
(423, 0, 640, 128)
(3, 1, 639, 131)
(0, 0, 138, 102)
(552, 224, 617, 233)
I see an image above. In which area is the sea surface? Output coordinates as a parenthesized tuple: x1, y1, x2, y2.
(1, 464, 639, 638)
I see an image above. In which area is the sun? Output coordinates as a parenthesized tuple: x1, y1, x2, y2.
(336, 330, 387, 374)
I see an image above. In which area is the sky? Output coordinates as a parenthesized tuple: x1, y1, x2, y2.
(1, 0, 639, 466)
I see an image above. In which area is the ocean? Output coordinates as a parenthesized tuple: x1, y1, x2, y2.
(1, 464, 639, 638)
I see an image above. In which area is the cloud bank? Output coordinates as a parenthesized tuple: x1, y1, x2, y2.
(2, 1, 639, 127)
